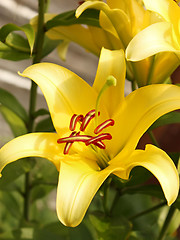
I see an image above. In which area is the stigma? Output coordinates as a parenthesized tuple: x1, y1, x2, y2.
(57, 109, 114, 154)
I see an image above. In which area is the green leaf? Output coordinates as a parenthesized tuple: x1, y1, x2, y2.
(33, 108, 49, 119)
(0, 41, 31, 61)
(0, 23, 35, 54)
(0, 158, 35, 190)
(0, 191, 21, 218)
(89, 213, 131, 240)
(46, 9, 100, 30)
(6, 33, 30, 53)
(35, 116, 55, 132)
(33, 222, 69, 240)
(0, 106, 27, 137)
(42, 36, 62, 58)
(31, 158, 58, 202)
(31, 184, 55, 202)
(126, 184, 164, 200)
(69, 223, 94, 240)
(13, 228, 34, 239)
(0, 88, 28, 123)
(149, 111, 180, 130)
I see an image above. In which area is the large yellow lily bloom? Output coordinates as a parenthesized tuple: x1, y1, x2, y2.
(126, 0, 180, 62)
(0, 48, 180, 227)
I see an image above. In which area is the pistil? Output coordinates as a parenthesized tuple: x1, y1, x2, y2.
(95, 75, 117, 124)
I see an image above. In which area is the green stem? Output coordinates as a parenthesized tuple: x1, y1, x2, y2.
(102, 179, 111, 216)
(24, 0, 45, 222)
(147, 56, 155, 85)
(157, 206, 176, 240)
(110, 190, 121, 215)
(24, 172, 30, 221)
(148, 130, 160, 148)
(129, 201, 166, 221)
(131, 80, 136, 92)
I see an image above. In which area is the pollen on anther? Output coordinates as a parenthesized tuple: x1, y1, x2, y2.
(85, 133, 112, 146)
(80, 109, 100, 131)
(69, 114, 84, 131)
(94, 119, 114, 134)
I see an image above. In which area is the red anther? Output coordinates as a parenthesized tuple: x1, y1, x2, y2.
(94, 119, 115, 134)
(93, 140, 106, 149)
(80, 109, 100, 131)
(85, 133, 112, 146)
(57, 133, 91, 144)
(63, 132, 78, 154)
(69, 114, 84, 131)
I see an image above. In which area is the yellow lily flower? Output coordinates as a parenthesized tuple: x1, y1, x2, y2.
(75, 0, 179, 85)
(126, 0, 180, 63)
(0, 48, 180, 227)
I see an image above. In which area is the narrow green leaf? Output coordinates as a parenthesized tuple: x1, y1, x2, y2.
(0, 23, 35, 54)
(31, 184, 55, 202)
(35, 116, 55, 132)
(0, 88, 28, 123)
(42, 36, 62, 58)
(0, 106, 27, 137)
(46, 9, 100, 30)
(0, 41, 31, 61)
(21, 24, 35, 54)
(149, 111, 180, 130)
(13, 227, 34, 239)
(33, 108, 49, 119)
(33, 222, 69, 240)
(0, 158, 35, 190)
(89, 213, 131, 240)
(6, 33, 30, 53)
(0, 191, 21, 218)
(69, 223, 94, 240)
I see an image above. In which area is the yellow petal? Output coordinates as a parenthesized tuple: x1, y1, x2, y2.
(151, 52, 180, 84)
(19, 63, 97, 136)
(126, 22, 180, 61)
(107, 84, 180, 157)
(76, 1, 131, 47)
(56, 155, 123, 227)
(46, 24, 101, 56)
(93, 48, 126, 117)
(57, 40, 70, 61)
(0, 133, 62, 175)
(88, 26, 122, 51)
(113, 145, 179, 205)
(143, 0, 180, 26)
(107, 0, 146, 35)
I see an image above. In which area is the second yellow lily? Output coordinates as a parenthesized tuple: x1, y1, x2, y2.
(75, 0, 180, 85)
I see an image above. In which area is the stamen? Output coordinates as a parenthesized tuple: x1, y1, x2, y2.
(85, 133, 112, 146)
(63, 132, 78, 154)
(93, 140, 106, 149)
(80, 109, 100, 131)
(57, 134, 91, 144)
(69, 114, 84, 131)
(58, 108, 115, 155)
(94, 119, 114, 134)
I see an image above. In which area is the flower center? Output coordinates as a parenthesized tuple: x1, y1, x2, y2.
(57, 109, 114, 155)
